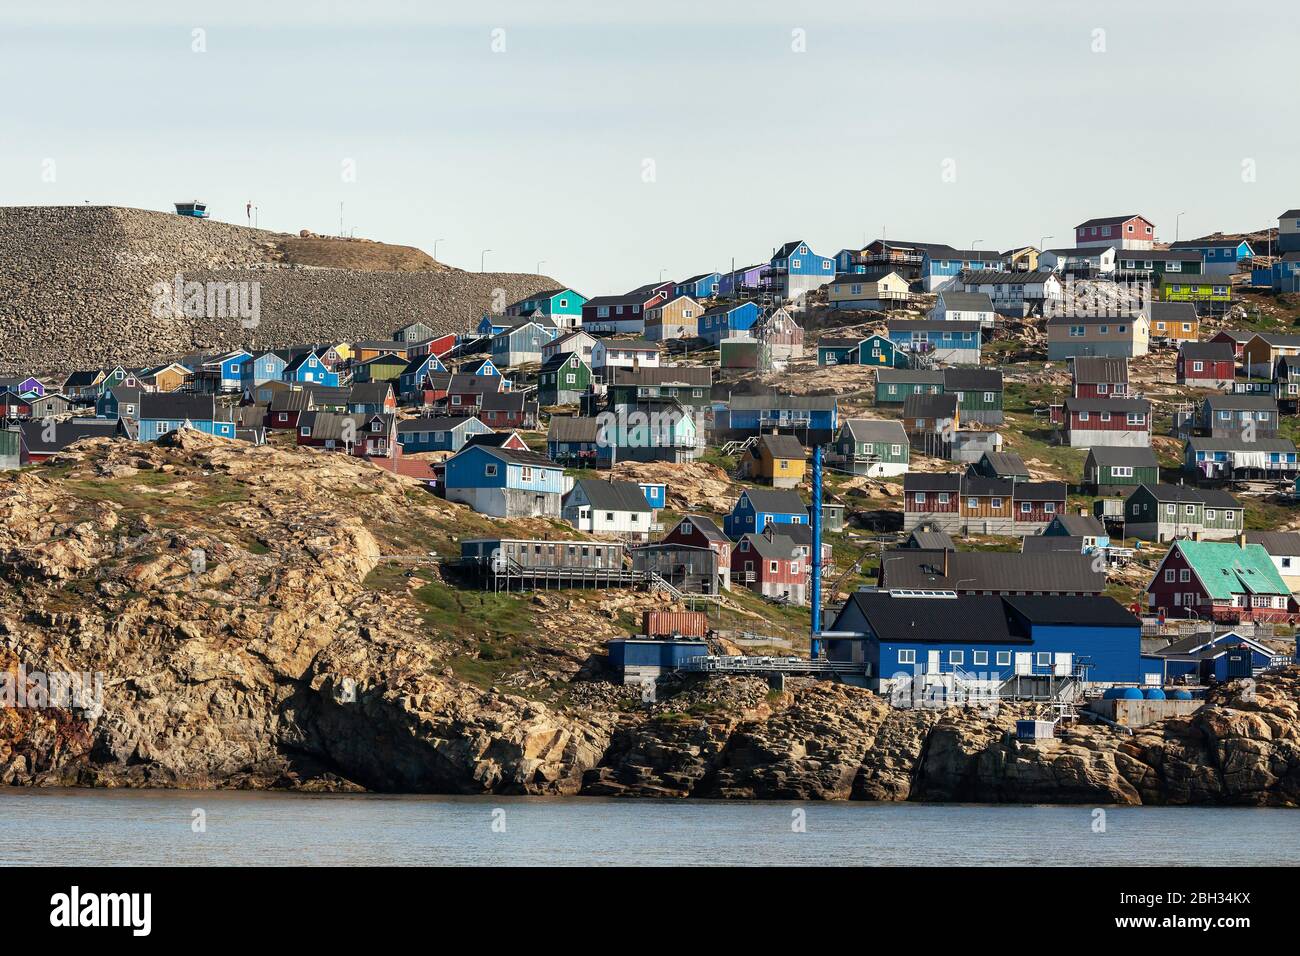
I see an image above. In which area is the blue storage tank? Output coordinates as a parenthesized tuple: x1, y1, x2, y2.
(1144, 688, 1167, 700)
(1119, 687, 1144, 700)
(1170, 690, 1193, 700)
(1102, 688, 1123, 699)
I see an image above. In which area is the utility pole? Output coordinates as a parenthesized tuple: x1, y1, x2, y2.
(434, 238, 445, 262)
(536, 259, 546, 275)
(810, 445, 823, 659)
(1176, 211, 1186, 242)
(481, 249, 492, 273)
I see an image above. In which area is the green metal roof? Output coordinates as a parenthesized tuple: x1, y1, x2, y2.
(1176, 540, 1289, 600)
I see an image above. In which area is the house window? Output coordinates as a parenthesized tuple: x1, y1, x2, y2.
(1180, 569, 1191, 583)
(898, 649, 916, 665)
(973, 651, 988, 666)
(484, 463, 498, 477)
(991, 497, 1002, 508)
(1044, 502, 1056, 513)
(1165, 569, 1176, 583)
(1166, 503, 1176, 515)
(1037, 652, 1052, 667)
(1185, 504, 1195, 516)
(937, 493, 950, 504)
(1206, 509, 1216, 520)
(996, 651, 1011, 666)
(769, 561, 778, 573)
(967, 497, 978, 508)
(949, 651, 965, 665)
(1192, 361, 1204, 372)
(1021, 502, 1032, 514)
(1224, 510, 1235, 522)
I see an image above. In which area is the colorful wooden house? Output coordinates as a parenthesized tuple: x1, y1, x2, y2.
(887, 320, 982, 365)
(919, 248, 1005, 292)
(660, 515, 733, 590)
(643, 295, 703, 342)
(826, 270, 910, 309)
(538, 353, 591, 406)
(731, 531, 807, 605)
(1115, 249, 1205, 280)
(723, 488, 807, 540)
(1123, 485, 1243, 542)
(136, 394, 236, 441)
(1047, 315, 1149, 360)
(504, 288, 587, 329)
(761, 240, 835, 301)
(283, 350, 339, 387)
(1146, 540, 1295, 623)
(491, 320, 559, 367)
(833, 419, 909, 477)
(443, 444, 566, 518)
(817, 333, 904, 368)
(351, 354, 407, 384)
(1148, 301, 1199, 343)
(1169, 238, 1254, 277)
(1075, 214, 1156, 251)
(1071, 356, 1130, 398)
(1083, 446, 1158, 494)
(738, 434, 807, 488)
(1060, 397, 1150, 448)
(541, 330, 598, 365)
(582, 289, 668, 334)
(698, 301, 761, 346)
(716, 394, 837, 446)
(1185, 437, 1298, 482)
(546, 416, 605, 467)
(1158, 274, 1232, 311)
(942, 368, 1004, 425)
(673, 273, 721, 300)
(1177, 342, 1235, 388)
(929, 290, 996, 328)
(875, 369, 944, 405)
(397, 415, 492, 453)
(399, 354, 449, 401)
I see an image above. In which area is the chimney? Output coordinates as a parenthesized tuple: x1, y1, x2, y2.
(1239, 533, 1247, 548)
(942, 549, 950, 577)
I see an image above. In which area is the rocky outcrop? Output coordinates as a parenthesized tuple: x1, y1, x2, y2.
(2, 432, 1300, 804)
(0, 205, 563, 374)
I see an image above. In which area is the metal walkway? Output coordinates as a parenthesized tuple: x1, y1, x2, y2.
(677, 655, 865, 676)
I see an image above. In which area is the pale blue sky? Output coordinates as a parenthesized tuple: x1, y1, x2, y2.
(2, 0, 1295, 293)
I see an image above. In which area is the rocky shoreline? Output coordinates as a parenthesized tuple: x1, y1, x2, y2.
(2, 433, 1298, 806)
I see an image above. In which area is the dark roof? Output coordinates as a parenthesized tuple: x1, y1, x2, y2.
(959, 269, 1057, 285)
(879, 550, 1105, 594)
(1076, 214, 1145, 228)
(844, 592, 1025, 645)
(1050, 513, 1107, 536)
(979, 451, 1028, 476)
(736, 532, 800, 560)
(754, 433, 807, 460)
(1015, 481, 1068, 501)
(903, 393, 958, 418)
(739, 487, 806, 514)
(20, 419, 123, 453)
(479, 391, 533, 412)
(1179, 341, 1234, 361)
(877, 368, 945, 385)
(841, 419, 908, 444)
(474, 445, 557, 469)
(1244, 531, 1300, 556)
(936, 291, 994, 312)
(1004, 595, 1140, 628)
(1136, 483, 1240, 507)
(1022, 536, 1085, 554)
(606, 366, 713, 388)
(1204, 394, 1276, 411)
(962, 475, 1015, 497)
(888, 320, 982, 334)
(349, 382, 392, 404)
(1149, 301, 1199, 323)
(943, 368, 1003, 391)
(139, 393, 226, 421)
(1086, 445, 1158, 467)
(547, 416, 600, 443)
(905, 530, 955, 551)
(675, 514, 729, 544)
(570, 478, 651, 513)
(903, 472, 963, 492)
(396, 416, 480, 433)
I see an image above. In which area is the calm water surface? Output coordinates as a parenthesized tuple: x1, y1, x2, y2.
(2, 788, 1296, 866)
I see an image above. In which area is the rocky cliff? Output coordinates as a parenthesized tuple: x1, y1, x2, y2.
(2, 433, 1299, 805)
(0, 206, 562, 375)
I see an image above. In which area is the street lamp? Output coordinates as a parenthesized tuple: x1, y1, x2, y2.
(480, 249, 491, 272)
(1175, 211, 1186, 242)
(433, 238, 445, 262)
(536, 260, 546, 275)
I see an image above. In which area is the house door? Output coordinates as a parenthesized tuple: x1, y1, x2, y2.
(927, 650, 941, 674)
(1014, 653, 1033, 675)
(1053, 653, 1073, 676)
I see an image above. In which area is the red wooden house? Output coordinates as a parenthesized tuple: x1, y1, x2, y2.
(1208, 329, 1253, 360)
(0, 390, 33, 419)
(902, 473, 963, 533)
(268, 389, 314, 430)
(1070, 356, 1129, 399)
(1060, 397, 1150, 448)
(1176, 342, 1236, 388)
(1012, 481, 1068, 530)
(422, 372, 502, 410)
(730, 530, 807, 605)
(661, 514, 733, 589)
(475, 391, 538, 429)
(1146, 539, 1297, 624)
(408, 333, 458, 360)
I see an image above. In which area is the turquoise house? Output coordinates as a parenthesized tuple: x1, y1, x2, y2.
(505, 288, 586, 328)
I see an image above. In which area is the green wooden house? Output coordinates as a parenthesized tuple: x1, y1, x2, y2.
(538, 352, 591, 406)
(1083, 446, 1159, 494)
(833, 418, 909, 477)
(1122, 483, 1243, 542)
(943, 368, 1003, 425)
(874, 368, 944, 406)
(603, 366, 713, 410)
(1159, 274, 1232, 307)
(818, 333, 905, 368)
(351, 354, 407, 384)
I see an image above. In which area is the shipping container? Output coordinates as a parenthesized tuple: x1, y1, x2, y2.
(642, 609, 708, 638)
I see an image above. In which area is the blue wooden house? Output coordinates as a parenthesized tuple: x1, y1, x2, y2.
(833, 248, 867, 274)
(887, 320, 982, 365)
(491, 321, 559, 367)
(919, 247, 1004, 292)
(765, 240, 836, 301)
(723, 488, 808, 539)
(203, 350, 252, 392)
(1169, 238, 1254, 276)
(826, 592, 1141, 692)
(399, 354, 448, 400)
(1144, 630, 1276, 685)
(715, 394, 838, 445)
(460, 357, 504, 380)
(136, 394, 236, 441)
(673, 272, 721, 300)
(96, 386, 142, 421)
(638, 482, 667, 510)
(397, 415, 492, 453)
(476, 314, 514, 337)
(241, 351, 287, 389)
(698, 301, 761, 346)
(442, 444, 566, 518)
(283, 351, 339, 387)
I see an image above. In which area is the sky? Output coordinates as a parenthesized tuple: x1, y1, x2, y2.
(2, 0, 1296, 294)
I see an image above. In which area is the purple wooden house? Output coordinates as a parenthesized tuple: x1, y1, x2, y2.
(718, 264, 765, 299)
